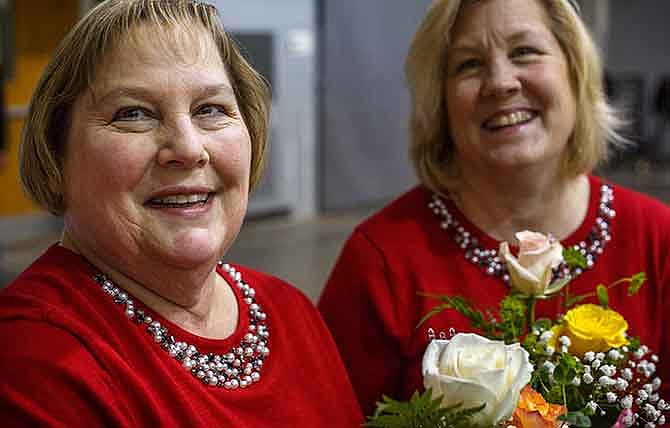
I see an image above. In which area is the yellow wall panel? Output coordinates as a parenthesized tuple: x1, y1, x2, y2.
(1, 0, 79, 216)
(0, 119, 34, 214)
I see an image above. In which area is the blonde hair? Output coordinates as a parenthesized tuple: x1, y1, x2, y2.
(20, 0, 270, 215)
(405, 0, 625, 194)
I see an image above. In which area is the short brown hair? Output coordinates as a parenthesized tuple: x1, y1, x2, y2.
(20, 0, 270, 215)
(405, 0, 625, 194)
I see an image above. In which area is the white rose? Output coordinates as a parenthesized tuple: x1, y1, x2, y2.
(499, 230, 565, 297)
(422, 333, 532, 427)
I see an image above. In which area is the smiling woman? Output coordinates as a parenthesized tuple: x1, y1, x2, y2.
(0, 1, 362, 426)
(62, 24, 250, 277)
(318, 0, 670, 418)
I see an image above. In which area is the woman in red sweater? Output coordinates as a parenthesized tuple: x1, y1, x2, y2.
(0, 1, 362, 426)
(318, 0, 670, 417)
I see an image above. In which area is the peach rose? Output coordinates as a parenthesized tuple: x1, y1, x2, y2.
(500, 231, 565, 297)
(509, 385, 566, 428)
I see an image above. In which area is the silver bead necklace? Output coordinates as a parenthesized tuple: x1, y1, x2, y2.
(93, 262, 270, 390)
(428, 183, 615, 285)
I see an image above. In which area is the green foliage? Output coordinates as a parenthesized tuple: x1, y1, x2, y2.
(542, 383, 564, 404)
(627, 336, 641, 351)
(564, 293, 589, 308)
(563, 271, 646, 310)
(526, 334, 589, 413)
(627, 272, 646, 295)
(364, 389, 487, 428)
(531, 318, 553, 332)
(596, 284, 608, 308)
(587, 411, 619, 428)
(563, 247, 587, 269)
(418, 295, 480, 328)
(553, 353, 579, 386)
(559, 411, 592, 427)
(498, 295, 528, 343)
(419, 293, 531, 344)
(542, 276, 571, 297)
(418, 294, 495, 337)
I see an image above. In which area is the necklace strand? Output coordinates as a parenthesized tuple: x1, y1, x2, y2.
(428, 184, 615, 285)
(93, 262, 270, 390)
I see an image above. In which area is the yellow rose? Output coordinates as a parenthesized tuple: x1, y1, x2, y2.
(551, 304, 629, 357)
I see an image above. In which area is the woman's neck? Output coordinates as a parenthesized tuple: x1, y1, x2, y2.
(448, 171, 590, 244)
(60, 232, 239, 339)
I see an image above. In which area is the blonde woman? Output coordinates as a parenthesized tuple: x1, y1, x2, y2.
(319, 0, 670, 415)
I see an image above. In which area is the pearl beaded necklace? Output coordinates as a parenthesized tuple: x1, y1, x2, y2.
(93, 262, 270, 390)
(428, 184, 615, 285)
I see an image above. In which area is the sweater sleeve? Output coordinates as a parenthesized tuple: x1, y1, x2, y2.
(0, 319, 133, 428)
(318, 228, 407, 417)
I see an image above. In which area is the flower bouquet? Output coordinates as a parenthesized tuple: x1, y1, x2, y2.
(366, 231, 668, 428)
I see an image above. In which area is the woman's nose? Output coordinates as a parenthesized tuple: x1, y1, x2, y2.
(157, 117, 210, 168)
(480, 59, 521, 98)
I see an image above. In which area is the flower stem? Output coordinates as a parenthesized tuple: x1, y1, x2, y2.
(527, 296, 537, 330)
(562, 384, 567, 408)
(562, 282, 571, 312)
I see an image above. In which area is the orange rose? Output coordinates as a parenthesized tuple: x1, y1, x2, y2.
(509, 386, 566, 428)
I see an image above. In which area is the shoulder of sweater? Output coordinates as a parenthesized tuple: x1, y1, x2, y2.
(354, 185, 433, 241)
(0, 245, 95, 321)
(230, 264, 314, 309)
(599, 176, 670, 223)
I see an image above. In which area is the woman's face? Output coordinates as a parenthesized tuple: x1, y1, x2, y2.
(444, 0, 576, 176)
(63, 26, 251, 274)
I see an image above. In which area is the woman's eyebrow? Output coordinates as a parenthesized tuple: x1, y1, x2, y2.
(91, 83, 236, 106)
(194, 84, 236, 100)
(450, 29, 544, 54)
(91, 86, 158, 106)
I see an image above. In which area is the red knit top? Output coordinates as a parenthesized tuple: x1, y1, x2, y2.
(0, 245, 363, 427)
(319, 175, 670, 416)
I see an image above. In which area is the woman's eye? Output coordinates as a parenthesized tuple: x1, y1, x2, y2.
(113, 107, 152, 122)
(195, 104, 227, 118)
(454, 58, 481, 73)
(511, 46, 540, 58)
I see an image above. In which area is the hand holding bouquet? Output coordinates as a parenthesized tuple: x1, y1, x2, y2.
(366, 231, 667, 428)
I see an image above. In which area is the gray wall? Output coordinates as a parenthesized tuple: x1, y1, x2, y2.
(214, 0, 318, 218)
(606, 1, 670, 148)
(320, 0, 432, 211)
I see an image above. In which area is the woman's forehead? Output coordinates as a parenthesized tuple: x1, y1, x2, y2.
(448, 0, 551, 46)
(85, 24, 229, 100)
(111, 23, 221, 65)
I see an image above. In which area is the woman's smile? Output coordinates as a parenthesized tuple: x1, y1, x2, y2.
(482, 109, 537, 131)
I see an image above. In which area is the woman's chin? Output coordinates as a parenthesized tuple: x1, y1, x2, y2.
(153, 233, 229, 270)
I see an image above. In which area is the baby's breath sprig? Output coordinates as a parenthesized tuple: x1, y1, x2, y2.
(524, 322, 668, 428)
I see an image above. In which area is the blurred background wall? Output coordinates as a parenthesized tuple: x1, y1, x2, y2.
(607, 1, 670, 160)
(1, 0, 670, 286)
(1, 0, 79, 250)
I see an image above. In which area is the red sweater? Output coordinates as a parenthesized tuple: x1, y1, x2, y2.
(318, 175, 670, 416)
(0, 245, 363, 427)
